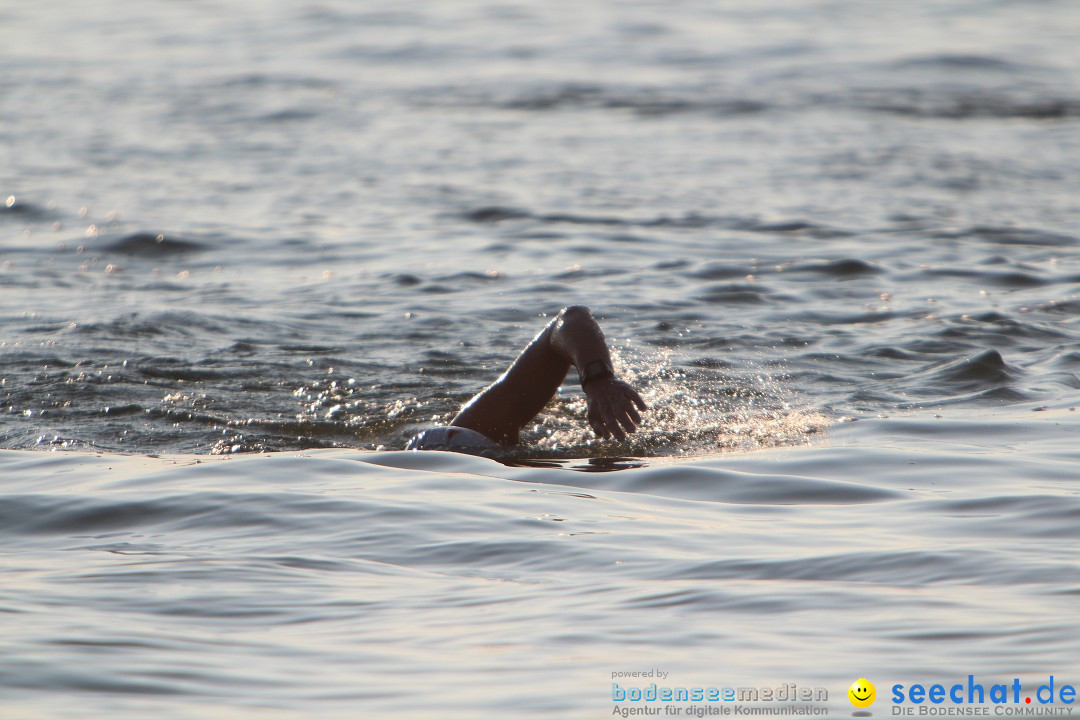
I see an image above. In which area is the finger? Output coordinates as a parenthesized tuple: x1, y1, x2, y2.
(604, 401, 632, 438)
(629, 390, 648, 411)
(590, 410, 611, 439)
(590, 417, 608, 439)
(608, 416, 627, 441)
(616, 410, 637, 434)
(626, 404, 642, 425)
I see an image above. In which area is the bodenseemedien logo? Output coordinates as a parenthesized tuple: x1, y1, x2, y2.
(609, 675, 830, 717)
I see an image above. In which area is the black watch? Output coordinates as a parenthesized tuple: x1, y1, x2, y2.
(579, 359, 615, 388)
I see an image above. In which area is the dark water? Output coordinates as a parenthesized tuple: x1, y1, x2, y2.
(2, 1, 1079, 718)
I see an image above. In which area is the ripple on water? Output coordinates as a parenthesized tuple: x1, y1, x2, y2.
(671, 549, 1080, 586)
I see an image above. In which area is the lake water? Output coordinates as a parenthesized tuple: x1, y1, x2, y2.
(2, 1, 1079, 718)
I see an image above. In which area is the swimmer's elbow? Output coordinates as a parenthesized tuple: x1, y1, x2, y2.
(550, 305, 602, 352)
(558, 305, 593, 322)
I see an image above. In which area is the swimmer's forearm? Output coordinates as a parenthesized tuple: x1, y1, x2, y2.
(548, 306, 615, 382)
(549, 306, 646, 441)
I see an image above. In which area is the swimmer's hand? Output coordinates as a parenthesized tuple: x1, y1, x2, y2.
(584, 378, 648, 441)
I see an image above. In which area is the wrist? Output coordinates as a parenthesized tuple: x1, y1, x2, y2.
(579, 359, 615, 388)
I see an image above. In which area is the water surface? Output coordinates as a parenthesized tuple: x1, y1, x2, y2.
(2, 0, 1079, 717)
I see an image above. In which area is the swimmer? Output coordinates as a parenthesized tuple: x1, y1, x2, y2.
(406, 306, 648, 452)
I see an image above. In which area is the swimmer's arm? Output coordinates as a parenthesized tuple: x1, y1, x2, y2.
(549, 307, 648, 441)
(449, 305, 647, 444)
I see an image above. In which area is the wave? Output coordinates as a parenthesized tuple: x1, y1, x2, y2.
(99, 233, 209, 257)
(850, 87, 1080, 120)
(461, 206, 851, 237)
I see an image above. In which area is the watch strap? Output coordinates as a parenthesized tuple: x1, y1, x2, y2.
(579, 359, 615, 387)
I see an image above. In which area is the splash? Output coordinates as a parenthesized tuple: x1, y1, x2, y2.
(287, 371, 457, 452)
(273, 346, 829, 458)
(528, 345, 830, 458)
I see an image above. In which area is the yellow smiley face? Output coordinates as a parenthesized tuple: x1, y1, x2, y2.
(848, 678, 876, 708)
